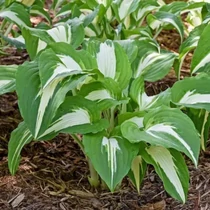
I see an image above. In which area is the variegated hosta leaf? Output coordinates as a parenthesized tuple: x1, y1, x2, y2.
(159, 1, 188, 15)
(21, 27, 40, 60)
(121, 107, 200, 166)
(83, 132, 139, 191)
(87, 40, 132, 89)
(137, 37, 160, 53)
(0, 65, 17, 94)
(171, 75, 210, 111)
(78, 78, 126, 111)
(81, 5, 100, 27)
(84, 3, 110, 23)
(115, 40, 138, 63)
(134, 0, 160, 22)
(147, 11, 184, 42)
(35, 75, 91, 139)
(191, 24, 210, 74)
(61, 18, 85, 48)
(131, 38, 158, 67)
(30, 5, 52, 25)
(174, 24, 206, 78)
(133, 40, 176, 81)
(16, 61, 40, 136)
(130, 76, 171, 111)
(112, 0, 139, 21)
(0, 34, 25, 49)
(118, 111, 145, 126)
(8, 122, 33, 175)
(81, 6, 105, 38)
(16, 54, 90, 138)
(38, 43, 91, 89)
(39, 96, 109, 139)
(140, 145, 189, 203)
(82, 4, 111, 36)
(122, 26, 153, 40)
(54, 2, 74, 18)
(127, 152, 147, 194)
(23, 22, 84, 59)
(17, 43, 104, 139)
(84, 23, 101, 38)
(0, 3, 31, 27)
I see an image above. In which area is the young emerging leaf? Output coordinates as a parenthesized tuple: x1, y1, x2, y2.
(83, 132, 139, 191)
(128, 152, 147, 194)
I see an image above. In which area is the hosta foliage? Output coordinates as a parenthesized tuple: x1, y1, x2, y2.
(1, 0, 210, 204)
(7, 39, 201, 203)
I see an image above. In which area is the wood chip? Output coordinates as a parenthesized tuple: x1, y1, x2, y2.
(11, 193, 25, 208)
(91, 198, 102, 209)
(140, 200, 166, 210)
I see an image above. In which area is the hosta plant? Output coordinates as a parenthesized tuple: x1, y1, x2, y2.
(2, 0, 210, 205)
(7, 39, 201, 203)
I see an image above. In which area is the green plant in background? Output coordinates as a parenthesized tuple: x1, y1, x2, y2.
(0, 0, 52, 50)
(0, 0, 210, 204)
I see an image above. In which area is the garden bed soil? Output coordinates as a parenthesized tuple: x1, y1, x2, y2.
(0, 31, 210, 210)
